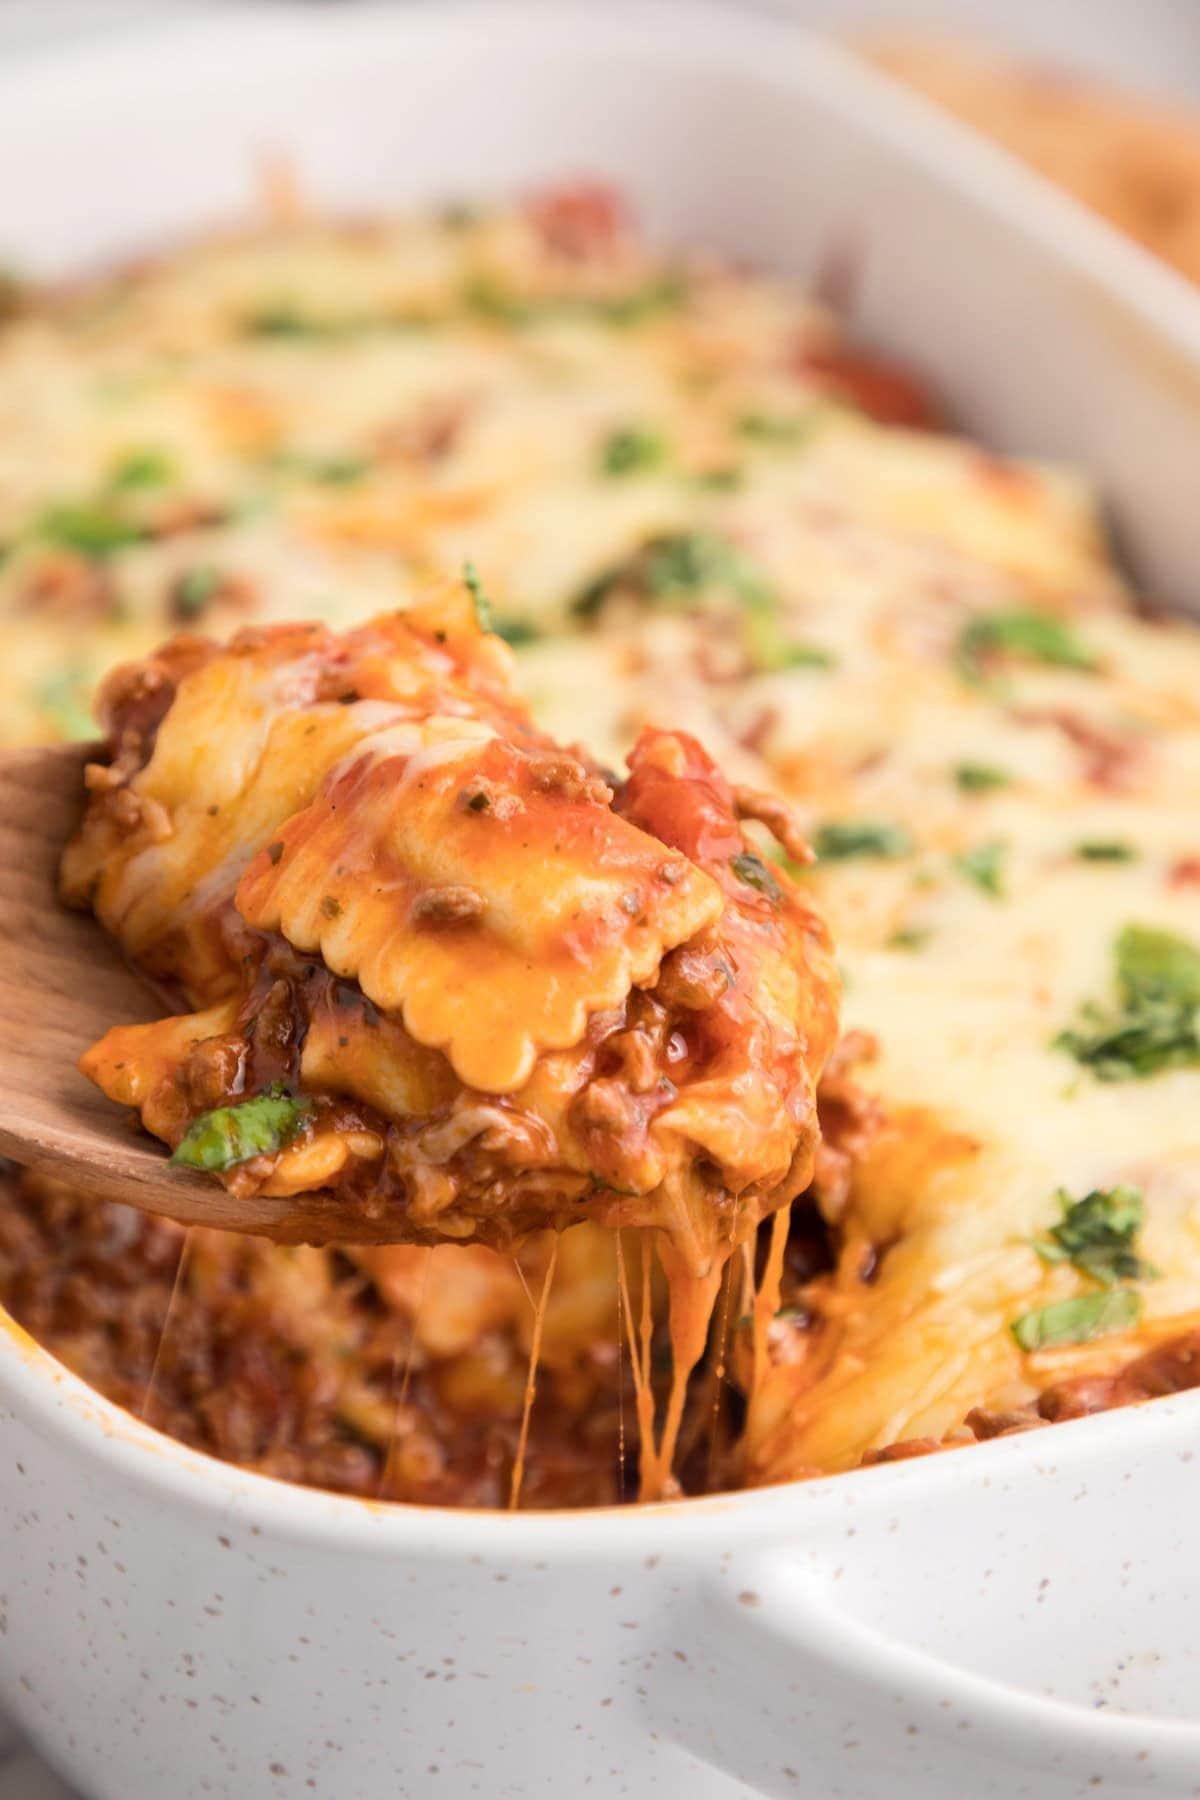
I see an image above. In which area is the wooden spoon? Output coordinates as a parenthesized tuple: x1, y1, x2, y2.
(0, 743, 416, 1244)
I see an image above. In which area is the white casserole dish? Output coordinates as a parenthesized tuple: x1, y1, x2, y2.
(3, 5, 1200, 1795)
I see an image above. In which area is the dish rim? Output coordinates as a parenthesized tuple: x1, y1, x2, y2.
(3, 0, 1200, 1552)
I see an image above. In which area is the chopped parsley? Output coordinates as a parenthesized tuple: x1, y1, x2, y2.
(742, 609, 835, 674)
(1033, 1186, 1157, 1286)
(953, 762, 1011, 794)
(1075, 840, 1137, 863)
(596, 273, 688, 327)
(242, 304, 353, 340)
(1055, 923, 1200, 1081)
(108, 447, 176, 491)
(955, 608, 1098, 684)
(170, 1084, 312, 1172)
(172, 565, 224, 621)
(813, 820, 913, 862)
(463, 561, 494, 632)
(736, 408, 823, 447)
(463, 272, 687, 331)
(954, 839, 1007, 898)
(37, 502, 144, 558)
(887, 926, 932, 951)
(491, 616, 542, 647)
(600, 426, 667, 477)
(730, 851, 783, 904)
(572, 529, 774, 620)
(1010, 1287, 1142, 1353)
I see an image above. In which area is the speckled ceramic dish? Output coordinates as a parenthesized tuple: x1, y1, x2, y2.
(3, 6, 1200, 1796)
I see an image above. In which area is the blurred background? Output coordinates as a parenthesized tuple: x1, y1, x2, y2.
(6, 0, 1200, 287)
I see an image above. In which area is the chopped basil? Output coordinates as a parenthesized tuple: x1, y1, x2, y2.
(742, 607, 835, 674)
(170, 1083, 312, 1172)
(108, 447, 176, 491)
(736, 408, 823, 447)
(242, 304, 348, 339)
(600, 426, 667, 478)
(1116, 923, 1200, 1005)
(1075, 840, 1137, 863)
(730, 850, 783, 904)
(1033, 1185, 1157, 1286)
(954, 840, 1007, 898)
(1055, 923, 1200, 1081)
(37, 502, 144, 558)
(463, 561, 494, 632)
(172, 565, 224, 621)
(461, 275, 533, 326)
(1010, 1287, 1142, 1352)
(463, 272, 687, 331)
(596, 273, 688, 327)
(572, 529, 774, 620)
(953, 762, 1011, 794)
(887, 926, 931, 951)
(955, 608, 1097, 684)
(492, 616, 541, 647)
(813, 820, 913, 862)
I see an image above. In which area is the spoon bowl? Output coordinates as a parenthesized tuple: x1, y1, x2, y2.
(0, 743, 418, 1244)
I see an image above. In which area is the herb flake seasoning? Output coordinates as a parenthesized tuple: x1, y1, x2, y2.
(730, 851, 782, 904)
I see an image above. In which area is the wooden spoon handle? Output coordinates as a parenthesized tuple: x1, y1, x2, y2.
(0, 744, 409, 1245)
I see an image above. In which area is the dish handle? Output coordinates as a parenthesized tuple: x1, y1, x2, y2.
(652, 1422, 1200, 1799)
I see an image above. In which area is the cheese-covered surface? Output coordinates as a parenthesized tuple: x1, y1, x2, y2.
(3, 184, 1200, 1502)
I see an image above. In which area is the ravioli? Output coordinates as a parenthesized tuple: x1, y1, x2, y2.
(67, 586, 839, 1302)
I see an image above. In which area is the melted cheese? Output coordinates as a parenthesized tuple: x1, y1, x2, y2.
(16, 189, 1200, 1484)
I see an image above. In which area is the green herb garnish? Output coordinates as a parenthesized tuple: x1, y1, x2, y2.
(1075, 840, 1137, 863)
(572, 529, 773, 620)
(736, 409, 822, 447)
(954, 762, 1011, 794)
(1033, 1186, 1157, 1286)
(172, 565, 224, 621)
(491, 616, 541, 648)
(596, 273, 687, 326)
(463, 272, 686, 331)
(463, 560, 494, 632)
(1010, 1287, 1142, 1352)
(37, 503, 144, 558)
(600, 426, 667, 478)
(813, 820, 913, 862)
(887, 926, 931, 951)
(170, 1083, 312, 1172)
(1055, 923, 1200, 1081)
(108, 447, 176, 491)
(955, 608, 1098, 684)
(730, 851, 783, 903)
(954, 840, 1007, 898)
